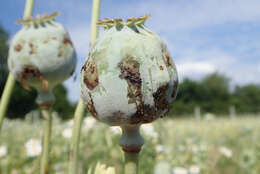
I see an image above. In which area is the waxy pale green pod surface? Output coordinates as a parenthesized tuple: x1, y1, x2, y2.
(80, 15, 178, 126)
(8, 12, 77, 92)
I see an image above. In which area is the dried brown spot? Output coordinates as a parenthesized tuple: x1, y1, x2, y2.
(159, 66, 164, 70)
(38, 101, 54, 109)
(86, 93, 98, 118)
(10, 61, 14, 69)
(83, 59, 99, 90)
(130, 104, 158, 124)
(58, 47, 63, 57)
(118, 56, 159, 124)
(63, 37, 73, 46)
(121, 146, 142, 153)
(171, 79, 178, 98)
(118, 56, 142, 109)
(161, 45, 174, 67)
(43, 40, 48, 44)
(52, 37, 57, 40)
(107, 111, 126, 124)
(29, 43, 37, 55)
(18, 65, 48, 91)
(163, 54, 173, 67)
(14, 44, 23, 52)
(153, 84, 169, 111)
(70, 68, 75, 76)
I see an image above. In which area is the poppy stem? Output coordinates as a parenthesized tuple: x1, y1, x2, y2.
(120, 125, 144, 174)
(40, 108, 52, 174)
(68, 0, 100, 174)
(0, 0, 34, 133)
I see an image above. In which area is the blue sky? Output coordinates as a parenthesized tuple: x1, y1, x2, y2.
(1, 0, 260, 102)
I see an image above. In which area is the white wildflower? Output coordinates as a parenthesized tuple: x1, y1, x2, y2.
(62, 128, 72, 139)
(172, 167, 188, 174)
(219, 146, 232, 158)
(66, 119, 74, 127)
(204, 113, 215, 121)
(189, 165, 200, 174)
(83, 117, 96, 130)
(178, 145, 186, 151)
(141, 124, 158, 138)
(87, 162, 116, 174)
(0, 146, 7, 158)
(25, 139, 42, 157)
(191, 145, 199, 153)
(110, 126, 121, 135)
(156, 144, 165, 153)
(199, 144, 208, 151)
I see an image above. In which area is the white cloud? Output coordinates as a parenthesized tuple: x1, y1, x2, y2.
(177, 61, 216, 76)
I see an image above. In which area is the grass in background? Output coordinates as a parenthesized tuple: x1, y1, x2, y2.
(0, 115, 260, 174)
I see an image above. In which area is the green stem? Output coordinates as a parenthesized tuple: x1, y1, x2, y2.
(68, 100, 84, 174)
(0, 0, 34, 133)
(40, 109, 52, 174)
(68, 0, 100, 173)
(0, 75, 15, 131)
(119, 125, 144, 174)
(90, 0, 100, 45)
(124, 152, 139, 174)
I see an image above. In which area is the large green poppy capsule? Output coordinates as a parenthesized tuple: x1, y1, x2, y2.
(80, 15, 178, 126)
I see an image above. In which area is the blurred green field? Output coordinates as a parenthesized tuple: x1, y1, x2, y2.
(0, 115, 260, 174)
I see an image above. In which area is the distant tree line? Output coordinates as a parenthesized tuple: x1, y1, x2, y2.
(169, 73, 260, 116)
(1, 25, 259, 120)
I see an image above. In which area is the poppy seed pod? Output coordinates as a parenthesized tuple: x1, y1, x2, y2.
(8, 12, 76, 97)
(80, 15, 178, 126)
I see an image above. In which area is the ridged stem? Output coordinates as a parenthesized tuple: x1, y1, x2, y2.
(119, 125, 144, 174)
(0, 75, 15, 131)
(124, 153, 139, 174)
(68, 100, 84, 174)
(40, 108, 52, 174)
(90, 0, 100, 45)
(0, 0, 34, 133)
(68, 0, 100, 174)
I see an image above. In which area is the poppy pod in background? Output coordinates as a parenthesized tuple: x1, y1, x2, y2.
(80, 15, 178, 127)
(8, 12, 77, 106)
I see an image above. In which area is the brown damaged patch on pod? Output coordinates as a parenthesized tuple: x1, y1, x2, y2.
(29, 43, 37, 55)
(161, 44, 174, 67)
(86, 92, 98, 119)
(153, 84, 170, 111)
(130, 104, 158, 124)
(159, 65, 164, 70)
(171, 79, 179, 98)
(63, 37, 73, 47)
(118, 56, 159, 125)
(14, 44, 23, 52)
(118, 56, 142, 109)
(18, 65, 48, 91)
(107, 111, 128, 124)
(70, 68, 75, 76)
(82, 58, 99, 90)
(58, 47, 63, 57)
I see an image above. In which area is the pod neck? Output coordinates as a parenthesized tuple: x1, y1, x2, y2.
(36, 88, 55, 109)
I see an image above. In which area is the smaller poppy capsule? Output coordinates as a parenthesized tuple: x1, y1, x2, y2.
(8, 12, 77, 95)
